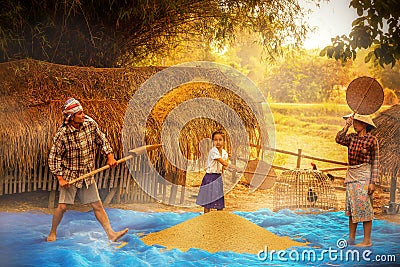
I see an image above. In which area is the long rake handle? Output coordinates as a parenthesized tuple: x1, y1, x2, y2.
(67, 144, 162, 185)
(68, 155, 133, 185)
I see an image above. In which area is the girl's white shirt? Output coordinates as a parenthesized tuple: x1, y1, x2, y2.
(206, 146, 228, 174)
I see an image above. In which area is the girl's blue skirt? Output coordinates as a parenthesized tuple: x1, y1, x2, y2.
(196, 173, 225, 209)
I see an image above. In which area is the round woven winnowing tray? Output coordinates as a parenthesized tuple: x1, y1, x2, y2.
(346, 76, 384, 115)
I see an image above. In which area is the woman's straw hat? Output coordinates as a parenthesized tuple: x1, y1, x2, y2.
(343, 113, 376, 128)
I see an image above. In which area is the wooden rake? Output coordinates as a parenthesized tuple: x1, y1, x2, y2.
(68, 144, 163, 185)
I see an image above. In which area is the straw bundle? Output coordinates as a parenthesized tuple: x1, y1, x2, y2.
(146, 82, 261, 175)
(371, 104, 400, 178)
(141, 211, 306, 253)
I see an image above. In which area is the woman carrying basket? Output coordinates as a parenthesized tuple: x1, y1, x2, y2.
(336, 113, 379, 247)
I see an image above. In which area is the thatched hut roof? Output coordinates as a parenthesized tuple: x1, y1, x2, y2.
(372, 104, 400, 178)
(0, 59, 162, 176)
(0, 59, 267, 184)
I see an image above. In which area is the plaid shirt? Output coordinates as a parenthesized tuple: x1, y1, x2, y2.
(48, 116, 113, 188)
(336, 127, 379, 184)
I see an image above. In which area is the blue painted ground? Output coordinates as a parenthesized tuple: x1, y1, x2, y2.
(0, 208, 399, 266)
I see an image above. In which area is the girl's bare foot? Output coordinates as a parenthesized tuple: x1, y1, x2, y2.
(46, 232, 57, 242)
(108, 228, 129, 242)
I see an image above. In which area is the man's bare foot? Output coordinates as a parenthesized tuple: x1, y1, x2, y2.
(109, 228, 128, 242)
(46, 232, 57, 242)
(355, 241, 372, 247)
(347, 238, 356, 245)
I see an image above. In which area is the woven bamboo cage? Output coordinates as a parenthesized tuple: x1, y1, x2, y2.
(273, 169, 338, 212)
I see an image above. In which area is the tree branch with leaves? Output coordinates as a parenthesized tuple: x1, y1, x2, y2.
(0, 0, 312, 67)
(321, 0, 400, 67)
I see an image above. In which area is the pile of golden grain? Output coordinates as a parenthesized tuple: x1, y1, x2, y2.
(141, 211, 306, 254)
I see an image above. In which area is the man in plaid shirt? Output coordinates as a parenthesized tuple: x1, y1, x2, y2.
(336, 113, 379, 247)
(47, 98, 128, 242)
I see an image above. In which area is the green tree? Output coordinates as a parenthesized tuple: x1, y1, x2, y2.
(371, 65, 400, 92)
(262, 50, 352, 103)
(0, 0, 311, 67)
(320, 0, 400, 67)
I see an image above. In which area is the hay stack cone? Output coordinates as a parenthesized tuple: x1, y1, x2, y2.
(141, 211, 306, 254)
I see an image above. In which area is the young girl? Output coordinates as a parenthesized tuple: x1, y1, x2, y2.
(196, 131, 232, 213)
(336, 113, 379, 247)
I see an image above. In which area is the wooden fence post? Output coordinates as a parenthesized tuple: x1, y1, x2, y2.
(296, 148, 302, 168)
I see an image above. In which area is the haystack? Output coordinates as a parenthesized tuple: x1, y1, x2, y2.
(141, 211, 306, 254)
(0, 59, 268, 199)
(371, 104, 400, 178)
